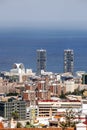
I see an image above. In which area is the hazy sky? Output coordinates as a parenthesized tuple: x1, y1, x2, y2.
(0, 0, 87, 30)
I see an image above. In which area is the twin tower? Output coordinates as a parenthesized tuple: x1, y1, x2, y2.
(37, 49, 74, 75)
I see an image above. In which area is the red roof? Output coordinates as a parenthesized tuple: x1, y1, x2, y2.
(0, 122, 4, 128)
(83, 120, 87, 125)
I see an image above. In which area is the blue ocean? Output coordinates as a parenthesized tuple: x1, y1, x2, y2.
(0, 29, 87, 73)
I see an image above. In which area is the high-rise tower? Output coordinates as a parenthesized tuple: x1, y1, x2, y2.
(64, 49, 74, 74)
(37, 49, 47, 75)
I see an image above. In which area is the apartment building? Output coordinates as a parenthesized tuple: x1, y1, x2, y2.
(0, 97, 26, 120)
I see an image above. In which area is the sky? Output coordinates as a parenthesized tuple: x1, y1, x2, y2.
(0, 0, 87, 30)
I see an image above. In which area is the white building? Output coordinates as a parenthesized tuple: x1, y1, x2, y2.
(10, 63, 35, 82)
(64, 80, 77, 93)
(76, 123, 86, 130)
(11, 63, 25, 74)
(82, 100, 87, 114)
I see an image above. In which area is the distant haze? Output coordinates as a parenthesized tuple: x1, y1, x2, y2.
(0, 0, 87, 30)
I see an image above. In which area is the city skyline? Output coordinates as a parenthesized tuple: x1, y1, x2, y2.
(0, 28, 87, 73)
(0, 1, 87, 129)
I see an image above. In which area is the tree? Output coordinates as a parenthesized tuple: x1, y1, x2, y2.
(59, 91, 66, 99)
(59, 109, 76, 130)
(25, 121, 35, 128)
(12, 111, 19, 120)
(6, 92, 18, 96)
(16, 122, 22, 128)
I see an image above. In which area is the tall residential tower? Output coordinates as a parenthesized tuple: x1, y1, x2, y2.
(37, 49, 47, 75)
(64, 49, 74, 74)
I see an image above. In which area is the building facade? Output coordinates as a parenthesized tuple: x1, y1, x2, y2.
(64, 49, 74, 74)
(37, 49, 47, 75)
(0, 97, 26, 120)
(82, 73, 87, 84)
(38, 100, 81, 117)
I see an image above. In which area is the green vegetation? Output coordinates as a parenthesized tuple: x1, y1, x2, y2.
(71, 88, 84, 96)
(25, 121, 35, 128)
(11, 111, 19, 120)
(59, 109, 77, 130)
(59, 88, 86, 99)
(6, 92, 18, 96)
(17, 122, 22, 128)
(59, 91, 66, 99)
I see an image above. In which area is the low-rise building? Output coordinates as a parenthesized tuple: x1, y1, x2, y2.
(38, 99, 82, 117)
